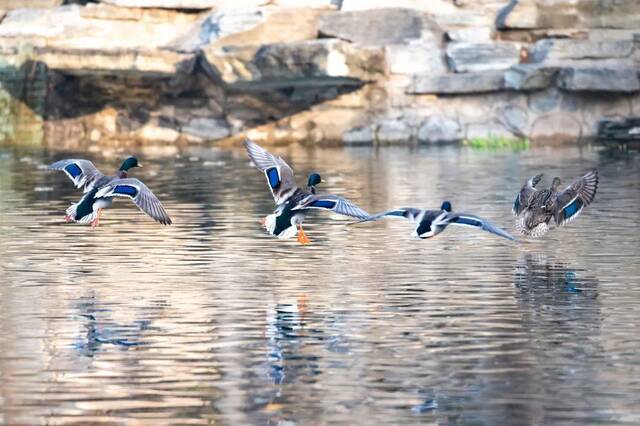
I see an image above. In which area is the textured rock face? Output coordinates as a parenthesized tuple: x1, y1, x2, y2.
(1, 0, 639, 147)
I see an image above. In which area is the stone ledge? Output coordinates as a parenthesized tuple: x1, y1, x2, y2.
(446, 42, 522, 73)
(407, 71, 504, 94)
(202, 39, 385, 88)
(558, 67, 640, 93)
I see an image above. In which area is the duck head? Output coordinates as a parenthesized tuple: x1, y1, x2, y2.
(118, 157, 142, 177)
(120, 156, 142, 171)
(441, 201, 452, 212)
(551, 177, 561, 191)
(307, 173, 322, 194)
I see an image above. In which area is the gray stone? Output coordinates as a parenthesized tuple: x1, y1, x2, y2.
(417, 115, 462, 144)
(318, 8, 429, 46)
(466, 121, 514, 140)
(530, 39, 634, 64)
(376, 120, 412, 143)
(342, 126, 374, 145)
(558, 68, 640, 93)
(202, 39, 385, 88)
(386, 42, 447, 75)
(445, 27, 492, 42)
(504, 64, 558, 90)
(500, 105, 528, 137)
(407, 71, 504, 94)
(101, 0, 268, 9)
(528, 88, 560, 113)
(530, 113, 582, 142)
(446, 42, 522, 73)
(181, 117, 230, 140)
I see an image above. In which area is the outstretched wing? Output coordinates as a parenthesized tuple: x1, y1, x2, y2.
(95, 178, 172, 225)
(553, 169, 598, 226)
(513, 173, 543, 216)
(244, 139, 297, 205)
(297, 194, 370, 220)
(48, 159, 104, 192)
(352, 207, 423, 224)
(446, 213, 518, 241)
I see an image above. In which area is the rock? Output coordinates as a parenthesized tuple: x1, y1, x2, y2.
(500, 105, 529, 137)
(529, 39, 634, 64)
(342, 126, 374, 145)
(446, 42, 522, 73)
(175, 7, 323, 52)
(202, 39, 385, 88)
(386, 42, 447, 75)
(446, 27, 492, 42)
(0, 0, 62, 8)
(0, 5, 199, 75)
(376, 120, 412, 143)
(504, 64, 557, 90)
(528, 88, 561, 113)
(557, 68, 640, 93)
(136, 123, 181, 143)
(417, 115, 462, 144)
(318, 8, 430, 46)
(407, 71, 504, 94)
(530, 113, 582, 143)
(340, 0, 458, 13)
(101, 0, 268, 9)
(496, 0, 539, 30)
(181, 117, 230, 140)
(597, 117, 640, 141)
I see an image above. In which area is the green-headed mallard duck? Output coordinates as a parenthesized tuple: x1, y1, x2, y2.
(244, 139, 369, 244)
(48, 157, 172, 227)
(513, 170, 598, 237)
(355, 201, 517, 241)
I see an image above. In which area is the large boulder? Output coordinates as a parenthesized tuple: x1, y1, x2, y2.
(376, 120, 412, 143)
(530, 112, 582, 142)
(557, 67, 640, 93)
(497, 0, 640, 30)
(446, 42, 522, 73)
(173, 7, 324, 52)
(407, 71, 505, 94)
(202, 39, 385, 88)
(386, 42, 447, 75)
(0, 5, 199, 75)
(529, 39, 634, 64)
(318, 8, 436, 46)
(504, 64, 558, 90)
(417, 115, 462, 144)
(100, 0, 268, 9)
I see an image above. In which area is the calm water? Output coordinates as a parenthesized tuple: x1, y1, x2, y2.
(0, 142, 639, 425)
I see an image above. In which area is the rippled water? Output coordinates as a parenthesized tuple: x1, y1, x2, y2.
(1, 142, 639, 425)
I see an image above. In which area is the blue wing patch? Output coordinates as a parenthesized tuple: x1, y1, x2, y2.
(386, 210, 406, 217)
(513, 196, 520, 212)
(453, 216, 482, 227)
(65, 163, 82, 178)
(266, 167, 280, 189)
(563, 199, 583, 220)
(310, 199, 337, 209)
(113, 184, 138, 197)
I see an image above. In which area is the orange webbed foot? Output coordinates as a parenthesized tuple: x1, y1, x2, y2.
(297, 226, 311, 245)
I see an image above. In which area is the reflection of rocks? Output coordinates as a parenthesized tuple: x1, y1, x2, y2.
(1, 0, 640, 147)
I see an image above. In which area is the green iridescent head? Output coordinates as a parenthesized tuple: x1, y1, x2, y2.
(119, 157, 141, 171)
(307, 173, 322, 187)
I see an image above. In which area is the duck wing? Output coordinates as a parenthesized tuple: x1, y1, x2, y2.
(48, 159, 105, 192)
(94, 178, 172, 225)
(295, 194, 370, 220)
(553, 169, 598, 226)
(352, 207, 424, 224)
(244, 139, 298, 205)
(444, 212, 518, 241)
(513, 173, 543, 216)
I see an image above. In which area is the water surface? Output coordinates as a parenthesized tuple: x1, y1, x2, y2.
(1, 142, 639, 425)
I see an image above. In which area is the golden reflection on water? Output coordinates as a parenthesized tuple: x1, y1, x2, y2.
(0, 143, 639, 424)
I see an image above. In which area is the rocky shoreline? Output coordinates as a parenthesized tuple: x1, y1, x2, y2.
(1, 0, 640, 148)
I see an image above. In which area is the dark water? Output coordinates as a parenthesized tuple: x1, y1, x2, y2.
(1, 142, 639, 425)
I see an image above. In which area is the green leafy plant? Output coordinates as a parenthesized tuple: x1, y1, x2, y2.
(463, 136, 530, 151)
